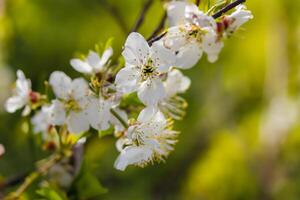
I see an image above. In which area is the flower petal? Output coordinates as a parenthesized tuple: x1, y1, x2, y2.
(166, 1, 189, 26)
(16, 70, 31, 98)
(122, 32, 150, 66)
(137, 106, 159, 123)
(67, 111, 90, 134)
(86, 97, 111, 131)
(49, 71, 72, 100)
(50, 100, 66, 125)
(98, 47, 113, 69)
(137, 78, 166, 106)
(114, 146, 152, 171)
(151, 41, 176, 72)
(70, 78, 89, 100)
(164, 69, 191, 97)
(115, 66, 140, 94)
(174, 43, 202, 69)
(70, 59, 93, 74)
(5, 96, 26, 113)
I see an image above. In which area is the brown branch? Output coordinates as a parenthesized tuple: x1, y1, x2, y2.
(147, 31, 167, 46)
(212, 0, 246, 19)
(147, 12, 167, 41)
(101, 0, 129, 34)
(0, 173, 29, 192)
(131, 0, 154, 32)
(196, 0, 201, 6)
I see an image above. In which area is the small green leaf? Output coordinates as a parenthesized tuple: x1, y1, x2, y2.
(74, 170, 108, 199)
(36, 186, 67, 200)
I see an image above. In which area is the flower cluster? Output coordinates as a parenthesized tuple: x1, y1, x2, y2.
(5, 1, 252, 171)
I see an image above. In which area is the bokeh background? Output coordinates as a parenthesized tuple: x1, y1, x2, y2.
(1, 0, 300, 199)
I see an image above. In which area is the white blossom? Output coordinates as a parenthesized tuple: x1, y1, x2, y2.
(70, 47, 113, 75)
(5, 70, 35, 115)
(86, 95, 127, 132)
(49, 71, 92, 134)
(164, 1, 224, 67)
(114, 107, 178, 171)
(223, 5, 253, 36)
(31, 105, 53, 137)
(115, 32, 176, 106)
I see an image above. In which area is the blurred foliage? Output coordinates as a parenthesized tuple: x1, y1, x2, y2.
(0, 0, 300, 199)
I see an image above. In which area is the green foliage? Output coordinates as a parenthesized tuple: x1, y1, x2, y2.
(70, 163, 107, 199)
(36, 186, 68, 200)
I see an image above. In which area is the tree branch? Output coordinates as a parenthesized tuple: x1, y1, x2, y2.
(101, 0, 129, 34)
(196, 0, 201, 6)
(147, 12, 167, 41)
(131, 0, 154, 32)
(212, 0, 246, 19)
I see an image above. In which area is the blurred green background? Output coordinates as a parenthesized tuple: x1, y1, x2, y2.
(1, 0, 300, 199)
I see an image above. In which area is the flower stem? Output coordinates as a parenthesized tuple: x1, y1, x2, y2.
(110, 108, 128, 129)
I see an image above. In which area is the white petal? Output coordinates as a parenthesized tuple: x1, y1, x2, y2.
(114, 146, 152, 171)
(98, 47, 113, 69)
(163, 26, 188, 51)
(137, 106, 159, 123)
(202, 29, 224, 63)
(86, 51, 102, 68)
(137, 78, 166, 106)
(5, 96, 26, 113)
(16, 70, 31, 98)
(122, 32, 150, 66)
(115, 66, 140, 94)
(50, 100, 66, 125)
(87, 97, 110, 131)
(164, 69, 191, 97)
(151, 41, 176, 72)
(174, 43, 202, 69)
(138, 111, 166, 136)
(70, 59, 93, 74)
(31, 106, 51, 133)
(166, 1, 189, 26)
(67, 111, 90, 134)
(70, 78, 89, 100)
(49, 71, 72, 100)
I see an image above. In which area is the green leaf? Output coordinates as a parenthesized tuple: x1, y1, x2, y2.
(72, 164, 108, 199)
(36, 186, 67, 200)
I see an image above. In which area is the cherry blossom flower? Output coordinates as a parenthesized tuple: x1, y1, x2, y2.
(86, 95, 127, 132)
(114, 107, 178, 171)
(70, 47, 113, 75)
(164, 1, 224, 67)
(49, 71, 92, 134)
(115, 32, 176, 106)
(5, 70, 39, 116)
(220, 5, 253, 36)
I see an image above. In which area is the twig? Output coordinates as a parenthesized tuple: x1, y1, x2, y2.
(5, 154, 62, 199)
(0, 173, 29, 191)
(110, 108, 128, 129)
(131, 0, 154, 32)
(101, 0, 129, 34)
(212, 0, 246, 19)
(147, 31, 167, 46)
(147, 12, 167, 41)
(196, 0, 201, 6)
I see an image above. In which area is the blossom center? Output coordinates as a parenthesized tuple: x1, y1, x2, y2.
(141, 59, 157, 80)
